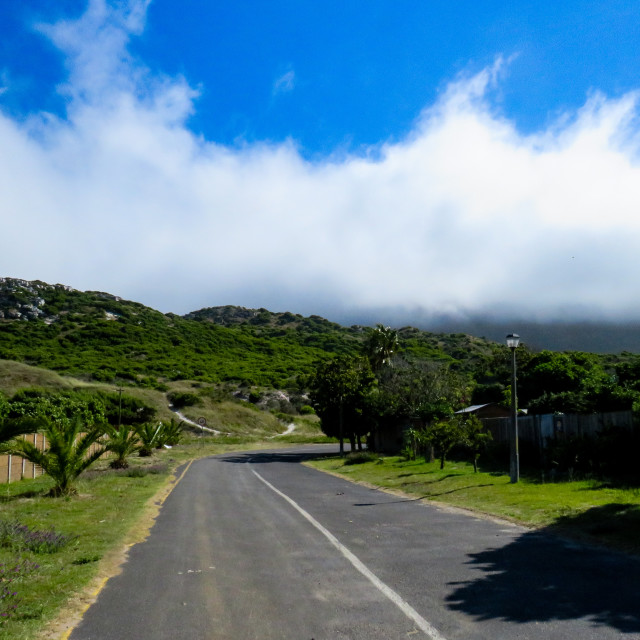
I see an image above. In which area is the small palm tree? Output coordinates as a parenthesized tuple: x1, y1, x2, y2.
(135, 422, 163, 457)
(3, 418, 107, 496)
(155, 419, 184, 448)
(104, 424, 140, 469)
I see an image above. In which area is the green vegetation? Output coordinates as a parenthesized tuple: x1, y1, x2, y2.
(0, 427, 327, 638)
(0, 457, 173, 636)
(4, 277, 640, 636)
(1, 418, 106, 497)
(104, 424, 141, 468)
(0, 280, 499, 390)
(307, 455, 640, 554)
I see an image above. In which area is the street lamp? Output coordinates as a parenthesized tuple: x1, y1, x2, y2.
(506, 333, 520, 483)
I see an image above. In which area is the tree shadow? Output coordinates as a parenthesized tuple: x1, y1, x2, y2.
(220, 448, 343, 466)
(424, 483, 494, 498)
(446, 505, 640, 634)
(0, 489, 45, 503)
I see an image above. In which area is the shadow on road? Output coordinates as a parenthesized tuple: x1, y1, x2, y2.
(446, 518, 640, 634)
(220, 448, 341, 466)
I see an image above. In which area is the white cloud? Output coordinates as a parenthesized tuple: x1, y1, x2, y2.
(2, 1, 640, 322)
(272, 69, 296, 95)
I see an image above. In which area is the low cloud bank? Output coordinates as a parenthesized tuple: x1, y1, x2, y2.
(2, 0, 640, 322)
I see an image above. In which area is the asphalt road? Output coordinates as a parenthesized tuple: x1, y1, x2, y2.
(69, 445, 640, 639)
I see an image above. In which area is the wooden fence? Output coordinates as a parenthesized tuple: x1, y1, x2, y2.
(0, 434, 104, 484)
(482, 410, 635, 452)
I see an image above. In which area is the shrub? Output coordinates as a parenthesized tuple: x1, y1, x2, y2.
(156, 419, 184, 447)
(299, 405, 315, 415)
(167, 391, 201, 409)
(344, 451, 380, 465)
(0, 520, 76, 553)
(125, 463, 168, 478)
(135, 422, 163, 457)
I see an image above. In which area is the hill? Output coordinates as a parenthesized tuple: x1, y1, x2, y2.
(0, 278, 498, 389)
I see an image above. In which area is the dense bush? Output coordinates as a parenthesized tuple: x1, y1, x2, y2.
(344, 451, 380, 465)
(545, 427, 640, 480)
(167, 391, 201, 409)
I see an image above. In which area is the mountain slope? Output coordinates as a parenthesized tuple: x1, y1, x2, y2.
(0, 278, 498, 388)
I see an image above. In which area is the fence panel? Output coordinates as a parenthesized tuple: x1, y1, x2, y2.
(0, 433, 104, 484)
(481, 410, 634, 452)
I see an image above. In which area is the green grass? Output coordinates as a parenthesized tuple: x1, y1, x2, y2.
(307, 455, 640, 555)
(0, 460, 171, 638)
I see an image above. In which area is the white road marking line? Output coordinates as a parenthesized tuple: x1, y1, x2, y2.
(251, 469, 447, 640)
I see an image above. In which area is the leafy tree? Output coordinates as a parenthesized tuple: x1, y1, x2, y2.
(1, 418, 106, 496)
(460, 414, 493, 472)
(368, 362, 470, 454)
(98, 391, 156, 426)
(7, 389, 106, 427)
(308, 356, 375, 454)
(0, 416, 41, 448)
(0, 393, 41, 448)
(420, 417, 465, 469)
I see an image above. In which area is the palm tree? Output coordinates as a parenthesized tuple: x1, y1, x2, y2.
(135, 422, 163, 457)
(104, 424, 140, 469)
(2, 418, 107, 496)
(365, 324, 399, 372)
(0, 416, 41, 447)
(155, 419, 184, 448)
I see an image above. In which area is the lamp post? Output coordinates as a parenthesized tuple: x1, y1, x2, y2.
(506, 333, 520, 483)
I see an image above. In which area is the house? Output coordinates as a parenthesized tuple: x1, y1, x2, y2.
(455, 403, 511, 419)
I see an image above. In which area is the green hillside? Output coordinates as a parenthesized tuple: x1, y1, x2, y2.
(0, 278, 499, 389)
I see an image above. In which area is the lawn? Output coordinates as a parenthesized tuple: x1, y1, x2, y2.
(307, 454, 640, 555)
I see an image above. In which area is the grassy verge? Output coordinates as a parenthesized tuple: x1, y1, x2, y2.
(307, 454, 640, 555)
(0, 462, 170, 638)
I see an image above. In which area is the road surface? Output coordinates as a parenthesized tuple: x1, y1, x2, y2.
(68, 445, 640, 639)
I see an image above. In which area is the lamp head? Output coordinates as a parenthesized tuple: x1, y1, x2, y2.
(506, 333, 520, 349)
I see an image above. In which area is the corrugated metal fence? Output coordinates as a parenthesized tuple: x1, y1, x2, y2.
(482, 410, 635, 451)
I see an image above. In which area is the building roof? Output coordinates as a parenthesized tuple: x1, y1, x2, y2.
(455, 403, 494, 414)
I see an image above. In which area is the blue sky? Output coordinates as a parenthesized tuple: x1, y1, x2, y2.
(1, 0, 640, 325)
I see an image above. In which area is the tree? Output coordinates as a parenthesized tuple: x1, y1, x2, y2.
(365, 324, 399, 372)
(0, 393, 40, 447)
(98, 391, 156, 427)
(104, 424, 140, 469)
(155, 419, 184, 448)
(460, 414, 492, 472)
(368, 362, 470, 455)
(135, 422, 164, 457)
(0, 416, 41, 448)
(6, 388, 106, 428)
(308, 356, 375, 454)
(1, 418, 107, 496)
(420, 417, 465, 469)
